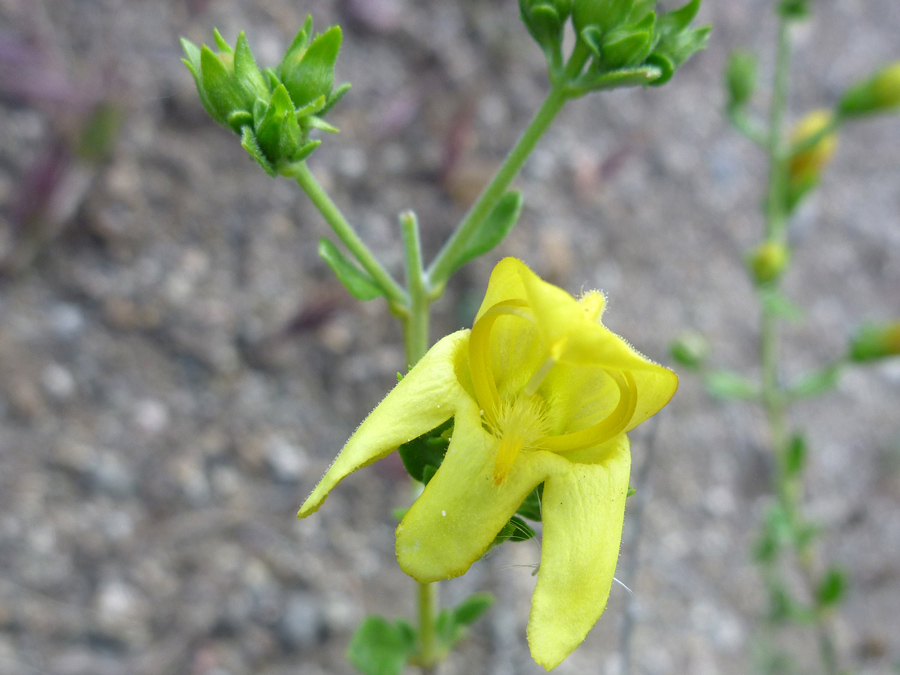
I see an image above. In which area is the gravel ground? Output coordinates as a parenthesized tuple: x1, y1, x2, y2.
(1, 1, 899, 674)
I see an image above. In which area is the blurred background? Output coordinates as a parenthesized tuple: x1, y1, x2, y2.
(0, 0, 898, 673)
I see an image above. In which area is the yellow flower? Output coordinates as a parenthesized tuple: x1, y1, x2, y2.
(298, 257, 677, 669)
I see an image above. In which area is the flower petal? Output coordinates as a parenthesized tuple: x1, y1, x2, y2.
(298, 330, 470, 518)
(527, 434, 631, 670)
(396, 395, 568, 582)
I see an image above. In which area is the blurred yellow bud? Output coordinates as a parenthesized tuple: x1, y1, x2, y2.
(748, 241, 790, 284)
(838, 61, 900, 118)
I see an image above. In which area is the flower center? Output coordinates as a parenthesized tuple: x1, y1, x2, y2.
(490, 395, 550, 486)
(469, 299, 639, 478)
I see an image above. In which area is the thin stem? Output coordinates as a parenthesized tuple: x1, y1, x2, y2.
(764, 19, 792, 242)
(758, 16, 841, 675)
(293, 162, 408, 309)
(400, 211, 430, 369)
(416, 580, 440, 672)
(426, 43, 590, 288)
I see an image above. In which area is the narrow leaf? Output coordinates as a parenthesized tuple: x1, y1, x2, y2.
(318, 238, 385, 301)
(451, 191, 523, 274)
(453, 593, 494, 626)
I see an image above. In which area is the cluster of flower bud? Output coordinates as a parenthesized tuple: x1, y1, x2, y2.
(181, 16, 349, 177)
(519, 0, 710, 90)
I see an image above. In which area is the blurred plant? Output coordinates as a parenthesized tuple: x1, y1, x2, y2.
(672, 2, 900, 673)
(183, 1, 707, 672)
(0, 12, 123, 276)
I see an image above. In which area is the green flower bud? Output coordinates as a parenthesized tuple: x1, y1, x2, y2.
(849, 322, 900, 362)
(181, 30, 270, 133)
(725, 50, 757, 110)
(838, 61, 900, 118)
(670, 331, 710, 370)
(519, 0, 572, 67)
(748, 241, 790, 285)
(573, 0, 634, 35)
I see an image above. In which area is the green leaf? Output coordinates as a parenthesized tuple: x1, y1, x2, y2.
(787, 365, 841, 400)
(704, 370, 760, 400)
(451, 191, 524, 274)
(434, 593, 494, 650)
(397, 419, 454, 484)
(816, 567, 848, 608)
(726, 50, 757, 109)
(321, 82, 352, 116)
(783, 433, 807, 478)
(759, 289, 803, 321)
(318, 238, 385, 301)
(453, 593, 494, 626)
(347, 615, 417, 675)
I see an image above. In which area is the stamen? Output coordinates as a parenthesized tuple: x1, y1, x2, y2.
(491, 395, 550, 486)
(523, 356, 555, 397)
(468, 299, 533, 428)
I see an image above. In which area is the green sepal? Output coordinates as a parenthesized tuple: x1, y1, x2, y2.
(659, 0, 701, 33)
(627, 0, 656, 23)
(580, 25, 604, 61)
(212, 27, 232, 53)
(255, 84, 301, 163)
(347, 615, 417, 675)
(626, 485, 636, 497)
(448, 191, 524, 275)
(240, 126, 277, 177)
(227, 110, 253, 131)
(281, 24, 343, 108)
(572, 64, 663, 94)
(647, 0, 710, 86)
(573, 0, 632, 34)
(233, 32, 270, 105)
(519, 0, 569, 69)
(199, 43, 241, 125)
(816, 567, 848, 608)
(703, 370, 760, 400)
(502, 515, 538, 543)
(318, 238, 385, 301)
(787, 364, 841, 400)
(321, 82, 352, 116)
(602, 27, 655, 69)
(516, 483, 544, 521)
(397, 419, 453, 485)
(306, 115, 341, 134)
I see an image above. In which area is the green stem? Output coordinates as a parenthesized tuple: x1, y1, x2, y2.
(293, 162, 408, 309)
(426, 43, 590, 288)
(416, 579, 440, 672)
(400, 211, 430, 369)
(764, 18, 792, 242)
(759, 17, 840, 675)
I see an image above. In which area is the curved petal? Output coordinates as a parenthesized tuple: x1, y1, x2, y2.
(527, 434, 631, 670)
(626, 367, 678, 432)
(396, 395, 568, 582)
(298, 330, 470, 518)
